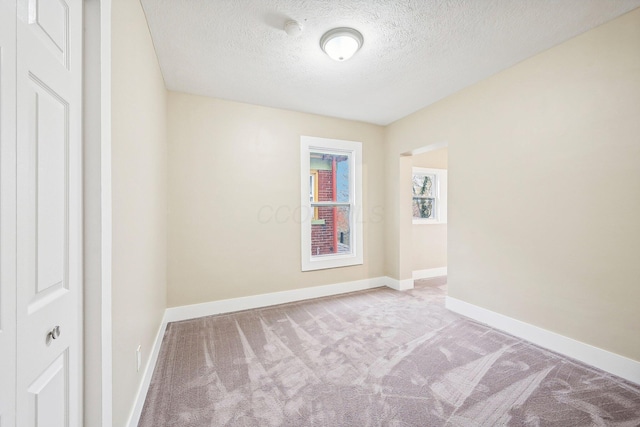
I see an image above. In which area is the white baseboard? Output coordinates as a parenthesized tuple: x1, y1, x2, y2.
(446, 296, 640, 385)
(165, 276, 392, 323)
(127, 318, 168, 427)
(413, 267, 447, 280)
(386, 278, 414, 291)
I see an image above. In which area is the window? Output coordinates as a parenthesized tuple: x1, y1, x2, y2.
(412, 167, 447, 224)
(301, 136, 363, 271)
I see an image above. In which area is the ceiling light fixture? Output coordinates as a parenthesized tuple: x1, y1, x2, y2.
(320, 27, 363, 61)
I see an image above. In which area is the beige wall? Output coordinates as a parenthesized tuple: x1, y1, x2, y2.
(412, 148, 448, 169)
(111, 0, 168, 425)
(412, 149, 448, 271)
(167, 92, 386, 307)
(386, 9, 640, 361)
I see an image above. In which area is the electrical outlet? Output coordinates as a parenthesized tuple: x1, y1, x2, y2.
(136, 345, 142, 372)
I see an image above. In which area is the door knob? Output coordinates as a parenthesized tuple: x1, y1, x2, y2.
(48, 325, 61, 340)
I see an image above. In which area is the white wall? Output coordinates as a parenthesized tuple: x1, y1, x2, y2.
(166, 92, 386, 307)
(385, 9, 640, 362)
(111, 0, 167, 425)
(411, 149, 448, 272)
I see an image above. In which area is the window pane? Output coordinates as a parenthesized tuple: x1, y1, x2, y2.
(311, 206, 351, 256)
(413, 197, 436, 219)
(309, 175, 314, 202)
(336, 157, 349, 203)
(412, 173, 435, 197)
(310, 152, 350, 203)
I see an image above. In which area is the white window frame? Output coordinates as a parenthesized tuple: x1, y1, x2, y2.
(412, 167, 448, 225)
(301, 136, 363, 271)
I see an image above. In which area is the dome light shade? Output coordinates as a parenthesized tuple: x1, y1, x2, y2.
(320, 28, 363, 61)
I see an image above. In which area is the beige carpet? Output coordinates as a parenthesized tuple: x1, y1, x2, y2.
(139, 278, 640, 426)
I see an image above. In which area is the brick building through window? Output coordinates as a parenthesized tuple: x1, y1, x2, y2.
(310, 153, 350, 256)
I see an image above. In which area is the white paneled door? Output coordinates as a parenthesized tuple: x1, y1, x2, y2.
(13, 0, 83, 425)
(0, 0, 18, 425)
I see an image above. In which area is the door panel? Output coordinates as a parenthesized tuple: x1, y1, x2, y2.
(16, 0, 82, 425)
(27, 351, 68, 427)
(0, 0, 17, 425)
(27, 0, 69, 67)
(29, 76, 69, 302)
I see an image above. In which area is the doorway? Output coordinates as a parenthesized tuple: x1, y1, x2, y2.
(399, 142, 449, 288)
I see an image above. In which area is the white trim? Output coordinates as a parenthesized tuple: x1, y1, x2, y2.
(126, 318, 167, 427)
(300, 136, 363, 271)
(99, 0, 113, 420)
(413, 267, 448, 280)
(83, 1, 113, 425)
(446, 297, 640, 385)
(166, 277, 390, 323)
(386, 278, 415, 291)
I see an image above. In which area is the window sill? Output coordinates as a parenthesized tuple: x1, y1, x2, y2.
(311, 219, 326, 225)
(413, 218, 447, 225)
(302, 254, 362, 271)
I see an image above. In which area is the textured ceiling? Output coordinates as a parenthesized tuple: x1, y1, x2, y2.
(141, 0, 640, 125)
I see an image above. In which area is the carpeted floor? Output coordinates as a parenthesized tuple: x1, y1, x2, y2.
(139, 278, 640, 426)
